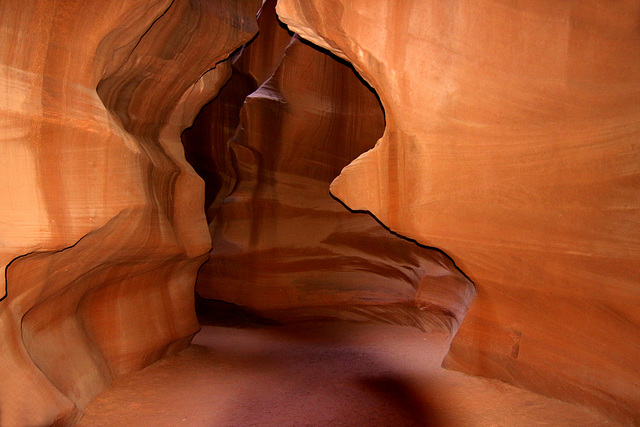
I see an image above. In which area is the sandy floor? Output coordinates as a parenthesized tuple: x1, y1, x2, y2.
(78, 322, 615, 426)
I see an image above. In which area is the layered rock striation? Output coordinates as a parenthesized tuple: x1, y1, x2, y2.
(277, 0, 640, 423)
(2, 0, 637, 425)
(186, 0, 475, 335)
(0, 1, 259, 425)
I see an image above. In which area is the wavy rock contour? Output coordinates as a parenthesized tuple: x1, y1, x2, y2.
(277, 0, 640, 424)
(0, 1, 259, 425)
(187, 1, 475, 338)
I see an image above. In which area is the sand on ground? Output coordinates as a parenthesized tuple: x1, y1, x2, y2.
(78, 322, 615, 426)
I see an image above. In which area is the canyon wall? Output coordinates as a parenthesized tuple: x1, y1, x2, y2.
(187, 0, 475, 335)
(2, 0, 638, 425)
(276, 0, 640, 423)
(0, 1, 259, 425)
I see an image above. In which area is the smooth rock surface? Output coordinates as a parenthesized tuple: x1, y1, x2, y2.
(186, 2, 475, 335)
(0, 1, 259, 425)
(276, 0, 640, 423)
(2, 0, 638, 425)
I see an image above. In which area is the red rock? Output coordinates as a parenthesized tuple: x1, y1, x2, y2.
(277, 0, 640, 424)
(0, 1, 259, 425)
(189, 6, 475, 335)
(2, 0, 638, 425)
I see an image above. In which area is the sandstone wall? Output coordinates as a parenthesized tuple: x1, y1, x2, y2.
(277, 0, 640, 423)
(187, 0, 475, 335)
(2, 0, 638, 424)
(0, 1, 259, 425)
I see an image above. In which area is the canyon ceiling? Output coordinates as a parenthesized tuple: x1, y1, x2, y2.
(1, 0, 639, 426)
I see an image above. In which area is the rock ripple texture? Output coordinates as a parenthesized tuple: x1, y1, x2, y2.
(276, 0, 640, 424)
(0, 1, 260, 425)
(187, 0, 475, 340)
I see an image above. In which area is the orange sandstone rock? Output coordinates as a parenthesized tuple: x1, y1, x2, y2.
(191, 5, 475, 335)
(277, 0, 640, 424)
(0, 1, 259, 425)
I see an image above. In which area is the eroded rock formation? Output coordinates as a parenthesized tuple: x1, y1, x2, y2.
(0, 1, 259, 425)
(2, 0, 638, 425)
(185, 1, 475, 335)
(277, 0, 640, 424)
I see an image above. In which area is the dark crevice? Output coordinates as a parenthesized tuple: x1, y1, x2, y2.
(195, 294, 280, 327)
(181, 4, 473, 328)
(328, 191, 475, 287)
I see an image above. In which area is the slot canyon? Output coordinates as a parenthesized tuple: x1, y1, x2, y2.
(0, 0, 638, 426)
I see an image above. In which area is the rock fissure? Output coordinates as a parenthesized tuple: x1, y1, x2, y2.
(183, 0, 475, 342)
(1, 0, 638, 425)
